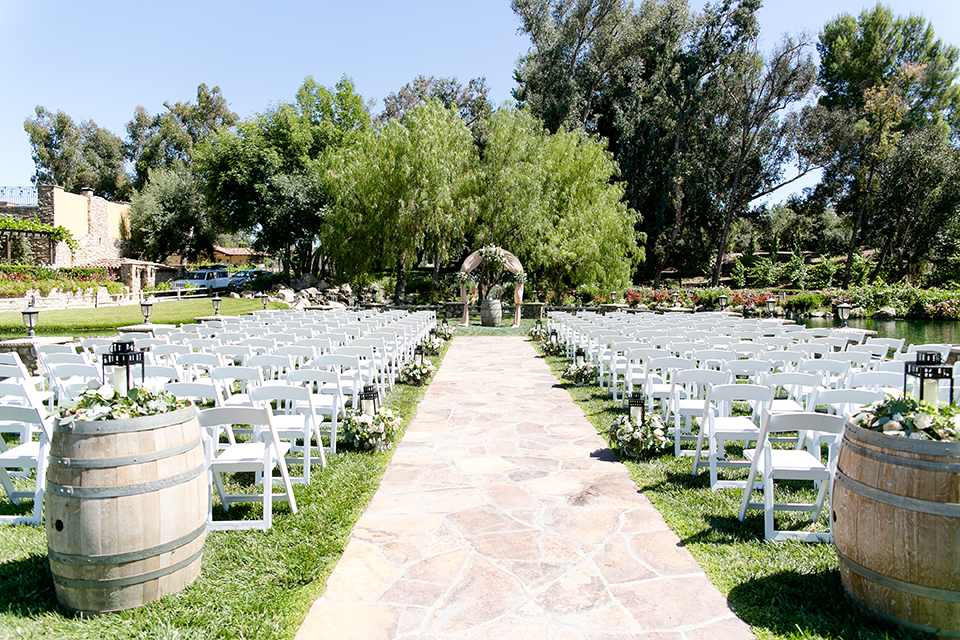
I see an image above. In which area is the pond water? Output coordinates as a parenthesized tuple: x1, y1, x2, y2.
(799, 317, 960, 346)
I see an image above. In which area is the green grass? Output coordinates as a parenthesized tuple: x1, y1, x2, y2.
(0, 343, 449, 640)
(533, 344, 914, 640)
(0, 298, 286, 339)
(444, 313, 539, 337)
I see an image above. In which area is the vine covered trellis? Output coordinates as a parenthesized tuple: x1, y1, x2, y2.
(0, 216, 78, 261)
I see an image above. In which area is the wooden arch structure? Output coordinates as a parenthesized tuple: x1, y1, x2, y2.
(459, 248, 524, 327)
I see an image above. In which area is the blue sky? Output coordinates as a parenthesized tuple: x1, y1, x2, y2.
(1, 0, 958, 201)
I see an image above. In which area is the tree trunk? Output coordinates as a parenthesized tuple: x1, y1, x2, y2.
(841, 165, 875, 289)
(394, 252, 408, 305)
(432, 250, 440, 286)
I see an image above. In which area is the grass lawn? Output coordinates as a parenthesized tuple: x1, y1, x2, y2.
(533, 343, 914, 640)
(0, 298, 285, 340)
(0, 342, 450, 639)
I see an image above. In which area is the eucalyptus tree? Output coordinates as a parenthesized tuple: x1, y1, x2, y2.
(709, 33, 819, 285)
(379, 75, 493, 142)
(126, 84, 238, 190)
(23, 107, 132, 201)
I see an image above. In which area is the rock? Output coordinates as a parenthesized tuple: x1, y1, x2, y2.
(229, 292, 240, 299)
(302, 287, 320, 297)
(301, 273, 318, 287)
(367, 282, 386, 303)
(292, 299, 308, 310)
(326, 300, 347, 309)
(810, 310, 825, 318)
(276, 288, 295, 303)
(289, 279, 305, 291)
(317, 280, 331, 290)
(341, 283, 352, 296)
(241, 291, 256, 299)
(874, 306, 897, 319)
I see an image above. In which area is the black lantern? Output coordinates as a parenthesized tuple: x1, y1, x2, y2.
(765, 297, 777, 318)
(836, 302, 851, 328)
(102, 339, 145, 394)
(671, 291, 680, 306)
(905, 351, 954, 408)
(258, 292, 268, 310)
(442, 318, 449, 328)
(629, 391, 646, 424)
(212, 295, 222, 316)
(718, 293, 728, 311)
(575, 347, 585, 366)
(429, 327, 437, 341)
(535, 319, 543, 333)
(415, 343, 425, 365)
(21, 301, 39, 338)
(360, 383, 380, 416)
(140, 298, 154, 325)
(550, 329, 559, 345)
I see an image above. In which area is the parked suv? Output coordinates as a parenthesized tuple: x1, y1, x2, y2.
(227, 269, 272, 293)
(171, 268, 231, 293)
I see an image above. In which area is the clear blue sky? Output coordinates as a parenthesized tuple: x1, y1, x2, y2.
(1, 0, 958, 201)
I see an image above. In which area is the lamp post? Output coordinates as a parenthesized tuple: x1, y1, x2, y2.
(837, 302, 851, 328)
(21, 300, 39, 338)
(140, 298, 154, 325)
(610, 290, 617, 304)
(718, 293, 728, 312)
(258, 292, 268, 310)
(671, 291, 680, 307)
(212, 295, 222, 316)
(765, 297, 777, 318)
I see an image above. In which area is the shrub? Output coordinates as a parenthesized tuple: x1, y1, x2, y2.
(783, 252, 807, 289)
(731, 258, 747, 288)
(748, 256, 781, 288)
(784, 292, 826, 314)
(806, 256, 838, 289)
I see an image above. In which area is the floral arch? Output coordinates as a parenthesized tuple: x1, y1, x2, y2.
(458, 246, 524, 327)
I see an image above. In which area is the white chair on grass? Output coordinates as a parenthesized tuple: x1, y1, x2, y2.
(287, 368, 344, 456)
(0, 405, 52, 525)
(692, 383, 775, 490)
(197, 406, 297, 531)
(668, 368, 730, 457)
(250, 384, 324, 483)
(737, 410, 847, 542)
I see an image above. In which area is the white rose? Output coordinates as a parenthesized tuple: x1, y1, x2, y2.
(914, 413, 934, 429)
(97, 384, 116, 401)
(883, 420, 901, 432)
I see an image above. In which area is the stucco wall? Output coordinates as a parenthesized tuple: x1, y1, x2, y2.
(52, 187, 88, 238)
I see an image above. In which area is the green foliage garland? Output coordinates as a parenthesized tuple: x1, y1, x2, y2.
(0, 216, 78, 256)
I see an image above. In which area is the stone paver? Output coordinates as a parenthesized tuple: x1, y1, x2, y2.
(296, 337, 753, 640)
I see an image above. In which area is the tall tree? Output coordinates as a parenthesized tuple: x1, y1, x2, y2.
(126, 84, 238, 189)
(195, 76, 369, 277)
(815, 3, 960, 287)
(710, 34, 819, 285)
(379, 75, 492, 141)
(24, 107, 133, 201)
(128, 167, 215, 264)
(327, 101, 477, 302)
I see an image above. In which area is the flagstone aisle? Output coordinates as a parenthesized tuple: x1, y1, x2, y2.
(296, 336, 754, 640)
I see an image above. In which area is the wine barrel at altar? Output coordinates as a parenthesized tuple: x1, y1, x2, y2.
(45, 406, 207, 614)
(480, 299, 502, 327)
(832, 422, 960, 637)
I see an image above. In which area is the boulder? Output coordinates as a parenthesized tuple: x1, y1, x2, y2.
(341, 283, 352, 296)
(289, 279, 305, 291)
(276, 288, 296, 303)
(229, 292, 240, 299)
(874, 306, 897, 319)
(302, 287, 320, 297)
(326, 300, 347, 309)
(317, 280, 331, 291)
(301, 273, 318, 287)
(367, 282, 386, 303)
(810, 310, 825, 318)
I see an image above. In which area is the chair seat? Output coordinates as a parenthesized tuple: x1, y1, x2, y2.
(769, 399, 804, 413)
(211, 441, 291, 469)
(712, 416, 759, 437)
(0, 441, 40, 464)
(744, 448, 824, 474)
(674, 398, 703, 414)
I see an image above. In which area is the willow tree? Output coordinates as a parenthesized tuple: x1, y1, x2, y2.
(325, 100, 477, 303)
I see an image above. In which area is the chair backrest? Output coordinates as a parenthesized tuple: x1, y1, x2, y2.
(39, 353, 89, 370)
(722, 359, 773, 382)
(36, 344, 77, 358)
(246, 354, 294, 383)
(164, 380, 222, 405)
(847, 370, 903, 391)
(866, 337, 905, 356)
(197, 405, 276, 448)
(210, 366, 263, 401)
(813, 388, 885, 415)
(250, 383, 316, 415)
(670, 368, 730, 400)
(0, 404, 52, 441)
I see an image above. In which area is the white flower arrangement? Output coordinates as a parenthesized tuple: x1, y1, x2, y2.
(343, 408, 402, 452)
(610, 413, 671, 458)
(399, 359, 437, 386)
(563, 361, 597, 386)
(435, 324, 455, 341)
(423, 337, 445, 355)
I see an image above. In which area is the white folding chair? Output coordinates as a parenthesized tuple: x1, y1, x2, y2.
(197, 406, 297, 531)
(250, 384, 325, 484)
(668, 368, 730, 457)
(692, 383, 775, 490)
(287, 368, 344, 456)
(0, 405, 52, 525)
(737, 410, 847, 542)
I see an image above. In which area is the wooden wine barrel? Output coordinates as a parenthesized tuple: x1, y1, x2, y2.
(45, 406, 207, 614)
(833, 422, 960, 638)
(480, 299, 502, 327)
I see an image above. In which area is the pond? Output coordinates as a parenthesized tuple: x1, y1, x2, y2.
(800, 317, 960, 346)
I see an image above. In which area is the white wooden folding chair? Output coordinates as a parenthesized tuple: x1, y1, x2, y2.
(692, 383, 774, 490)
(0, 405, 52, 525)
(250, 384, 324, 483)
(197, 406, 297, 531)
(737, 410, 847, 542)
(287, 368, 344, 456)
(668, 368, 729, 457)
